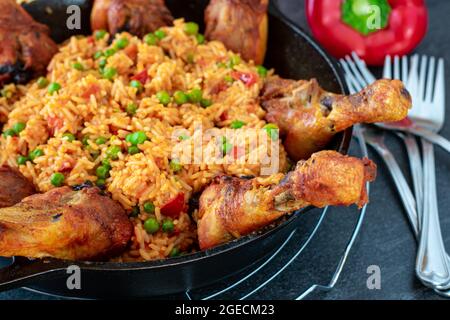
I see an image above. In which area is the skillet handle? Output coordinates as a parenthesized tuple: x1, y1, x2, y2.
(0, 257, 68, 292)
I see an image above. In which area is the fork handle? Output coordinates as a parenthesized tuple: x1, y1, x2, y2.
(406, 127, 450, 154)
(368, 143, 419, 237)
(416, 140, 450, 289)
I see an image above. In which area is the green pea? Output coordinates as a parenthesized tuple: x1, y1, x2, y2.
(143, 201, 155, 213)
(82, 135, 90, 146)
(96, 165, 110, 179)
(126, 103, 138, 115)
(217, 62, 226, 68)
(230, 120, 246, 129)
(228, 55, 241, 68)
(95, 29, 107, 40)
(50, 172, 65, 187)
(2, 89, 12, 99)
(96, 178, 106, 187)
(169, 247, 180, 257)
(101, 157, 111, 168)
(170, 159, 182, 172)
(263, 123, 279, 141)
(93, 51, 104, 59)
(196, 34, 205, 44)
(29, 149, 44, 161)
(72, 62, 84, 71)
(48, 82, 61, 95)
(173, 91, 188, 105)
(154, 29, 166, 40)
(130, 80, 143, 93)
(62, 133, 76, 142)
(130, 205, 140, 217)
(104, 48, 117, 57)
(224, 75, 234, 84)
(126, 131, 147, 146)
(256, 65, 268, 77)
(37, 77, 49, 88)
(156, 91, 171, 106)
(162, 219, 174, 233)
(144, 33, 158, 46)
(114, 37, 129, 50)
(12, 122, 26, 134)
(102, 67, 117, 80)
(178, 134, 190, 141)
(98, 59, 107, 69)
(200, 98, 212, 108)
(144, 217, 160, 234)
(106, 145, 121, 160)
(2, 129, 15, 137)
(184, 22, 199, 35)
(95, 136, 107, 145)
(128, 146, 140, 155)
(187, 88, 203, 103)
(186, 53, 195, 64)
(221, 137, 232, 155)
(17, 155, 29, 165)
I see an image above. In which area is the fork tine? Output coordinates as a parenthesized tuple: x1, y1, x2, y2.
(345, 55, 369, 88)
(393, 56, 401, 80)
(425, 56, 436, 104)
(433, 58, 445, 120)
(344, 74, 358, 94)
(401, 56, 409, 83)
(383, 55, 392, 79)
(351, 52, 376, 84)
(340, 59, 364, 92)
(418, 55, 428, 101)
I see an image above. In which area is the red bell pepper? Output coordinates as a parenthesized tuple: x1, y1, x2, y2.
(306, 0, 428, 66)
(161, 193, 185, 218)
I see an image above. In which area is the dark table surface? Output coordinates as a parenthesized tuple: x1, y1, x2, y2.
(1, 0, 449, 300)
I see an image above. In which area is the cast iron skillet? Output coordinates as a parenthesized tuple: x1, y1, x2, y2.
(0, 0, 351, 298)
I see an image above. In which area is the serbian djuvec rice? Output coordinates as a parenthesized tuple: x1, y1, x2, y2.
(0, 19, 289, 261)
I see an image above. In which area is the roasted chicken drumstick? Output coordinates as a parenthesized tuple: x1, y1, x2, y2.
(0, 0, 58, 86)
(198, 150, 376, 249)
(261, 78, 412, 160)
(91, 0, 174, 37)
(0, 186, 132, 261)
(205, 0, 268, 65)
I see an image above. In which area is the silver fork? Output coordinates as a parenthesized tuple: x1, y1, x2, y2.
(405, 55, 450, 289)
(340, 53, 450, 291)
(382, 56, 424, 220)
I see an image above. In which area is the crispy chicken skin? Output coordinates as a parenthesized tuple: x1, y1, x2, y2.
(205, 0, 268, 64)
(0, 0, 58, 86)
(197, 150, 376, 249)
(261, 78, 412, 160)
(91, 0, 174, 37)
(0, 186, 132, 261)
(0, 166, 35, 208)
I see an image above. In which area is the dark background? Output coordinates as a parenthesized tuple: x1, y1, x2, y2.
(1, 0, 449, 300)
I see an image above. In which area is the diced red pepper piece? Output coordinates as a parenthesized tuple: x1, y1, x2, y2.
(47, 116, 64, 136)
(219, 111, 229, 121)
(161, 193, 185, 218)
(231, 71, 258, 87)
(131, 70, 149, 84)
(81, 84, 100, 99)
